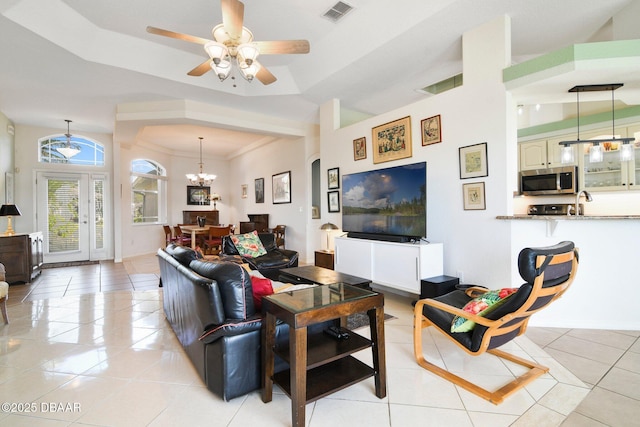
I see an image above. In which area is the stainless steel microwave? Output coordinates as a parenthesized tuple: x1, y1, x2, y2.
(519, 166, 578, 196)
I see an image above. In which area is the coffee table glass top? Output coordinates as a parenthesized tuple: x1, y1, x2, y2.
(264, 283, 376, 314)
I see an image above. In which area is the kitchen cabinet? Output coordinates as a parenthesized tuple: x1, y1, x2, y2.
(581, 126, 639, 191)
(519, 137, 577, 171)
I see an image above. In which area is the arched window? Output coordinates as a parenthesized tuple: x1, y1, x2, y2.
(39, 135, 105, 166)
(131, 159, 166, 223)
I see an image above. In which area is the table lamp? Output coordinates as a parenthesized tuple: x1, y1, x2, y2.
(320, 222, 339, 251)
(0, 204, 22, 236)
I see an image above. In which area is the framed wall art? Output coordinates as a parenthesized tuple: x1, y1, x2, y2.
(328, 191, 340, 212)
(353, 137, 366, 161)
(372, 116, 412, 164)
(272, 171, 291, 204)
(255, 178, 264, 203)
(421, 114, 441, 146)
(328, 167, 340, 189)
(241, 184, 248, 199)
(187, 186, 210, 205)
(462, 182, 486, 210)
(459, 142, 488, 179)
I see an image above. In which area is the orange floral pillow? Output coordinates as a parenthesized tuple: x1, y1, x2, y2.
(231, 231, 267, 258)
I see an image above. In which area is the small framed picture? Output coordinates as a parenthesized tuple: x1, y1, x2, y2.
(272, 171, 292, 204)
(353, 137, 366, 161)
(187, 186, 210, 205)
(421, 114, 441, 146)
(462, 182, 486, 210)
(241, 184, 248, 199)
(328, 167, 340, 189)
(328, 191, 340, 212)
(459, 142, 488, 179)
(255, 178, 264, 203)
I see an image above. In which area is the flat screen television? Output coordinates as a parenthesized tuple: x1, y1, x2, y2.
(342, 162, 426, 242)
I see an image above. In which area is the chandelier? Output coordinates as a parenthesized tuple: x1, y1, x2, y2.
(186, 137, 217, 186)
(559, 84, 635, 164)
(56, 119, 81, 159)
(204, 24, 260, 82)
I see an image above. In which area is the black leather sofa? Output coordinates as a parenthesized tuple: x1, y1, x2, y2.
(157, 244, 328, 401)
(157, 244, 281, 400)
(221, 232, 298, 280)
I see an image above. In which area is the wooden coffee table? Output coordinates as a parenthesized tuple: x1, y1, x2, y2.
(279, 265, 372, 289)
(261, 283, 386, 427)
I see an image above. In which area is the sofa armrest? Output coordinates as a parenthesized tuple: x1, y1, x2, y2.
(199, 315, 262, 344)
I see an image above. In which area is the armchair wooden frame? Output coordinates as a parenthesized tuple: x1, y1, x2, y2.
(413, 246, 578, 405)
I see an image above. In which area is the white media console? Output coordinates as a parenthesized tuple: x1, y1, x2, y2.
(334, 236, 443, 294)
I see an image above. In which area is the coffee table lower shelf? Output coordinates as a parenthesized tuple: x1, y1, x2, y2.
(272, 356, 374, 403)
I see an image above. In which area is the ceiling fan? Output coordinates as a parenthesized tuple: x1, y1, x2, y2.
(147, 0, 310, 85)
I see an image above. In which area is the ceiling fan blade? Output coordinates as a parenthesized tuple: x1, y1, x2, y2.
(256, 63, 277, 85)
(187, 59, 212, 76)
(146, 26, 211, 45)
(254, 40, 310, 55)
(221, 0, 244, 40)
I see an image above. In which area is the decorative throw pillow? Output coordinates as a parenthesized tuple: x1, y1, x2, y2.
(231, 231, 268, 258)
(250, 276, 274, 310)
(451, 288, 518, 333)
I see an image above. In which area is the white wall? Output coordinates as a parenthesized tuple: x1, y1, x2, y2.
(320, 16, 516, 288)
(0, 112, 13, 207)
(228, 133, 315, 263)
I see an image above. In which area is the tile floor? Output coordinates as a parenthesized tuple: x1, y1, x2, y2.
(0, 254, 638, 426)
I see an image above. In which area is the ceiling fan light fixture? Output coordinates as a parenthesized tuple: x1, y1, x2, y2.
(239, 61, 260, 82)
(210, 60, 231, 81)
(204, 41, 229, 63)
(237, 43, 259, 66)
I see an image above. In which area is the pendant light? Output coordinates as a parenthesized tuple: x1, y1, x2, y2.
(559, 84, 634, 164)
(186, 137, 216, 186)
(56, 119, 81, 159)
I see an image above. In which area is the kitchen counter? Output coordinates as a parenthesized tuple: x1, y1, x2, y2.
(497, 214, 640, 220)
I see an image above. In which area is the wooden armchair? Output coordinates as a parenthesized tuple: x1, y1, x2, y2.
(272, 225, 286, 249)
(413, 241, 579, 404)
(204, 225, 232, 254)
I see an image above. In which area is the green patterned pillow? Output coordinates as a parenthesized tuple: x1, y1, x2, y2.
(451, 288, 518, 333)
(231, 231, 267, 258)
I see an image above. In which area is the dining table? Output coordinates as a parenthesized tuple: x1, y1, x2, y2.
(179, 225, 211, 250)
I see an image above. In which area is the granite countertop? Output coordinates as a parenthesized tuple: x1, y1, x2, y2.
(497, 214, 640, 220)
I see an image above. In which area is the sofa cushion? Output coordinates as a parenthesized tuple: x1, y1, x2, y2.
(190, 259, 256, 320)
(250, 276, 273, 310)
(165, 244, 202, 266)
(230, 231, 267, 258)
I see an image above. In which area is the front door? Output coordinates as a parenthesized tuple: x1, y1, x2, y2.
(36, 172, 93, 263)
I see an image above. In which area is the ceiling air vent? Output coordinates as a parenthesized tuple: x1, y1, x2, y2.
(323, 1, 354, 22)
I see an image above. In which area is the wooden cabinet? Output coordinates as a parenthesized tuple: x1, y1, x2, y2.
(0, 232, 43, 284)
(334, 236, 443, 294)
(182, 210, 219, 225)
(519, 137, 577, 171)
(314, 250, 334, 270)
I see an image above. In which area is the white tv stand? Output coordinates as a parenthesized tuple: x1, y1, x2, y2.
(334, 236, 443, 294)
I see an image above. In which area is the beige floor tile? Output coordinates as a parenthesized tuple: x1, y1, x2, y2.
(574, 386, 640, 426)
(597, 366, 640, 400)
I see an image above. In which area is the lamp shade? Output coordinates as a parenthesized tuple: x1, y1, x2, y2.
(320, 222, 339, 231)
(0, 204, 21, 216)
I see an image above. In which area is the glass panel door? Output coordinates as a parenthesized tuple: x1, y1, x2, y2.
(37, 173, 90, 263)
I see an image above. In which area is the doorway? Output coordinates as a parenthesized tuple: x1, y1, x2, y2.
(36, 172, 107, 263)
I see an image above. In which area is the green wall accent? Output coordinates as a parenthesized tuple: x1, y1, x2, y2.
(518, 105, 640, 138)
(503, 40, 640, 83)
